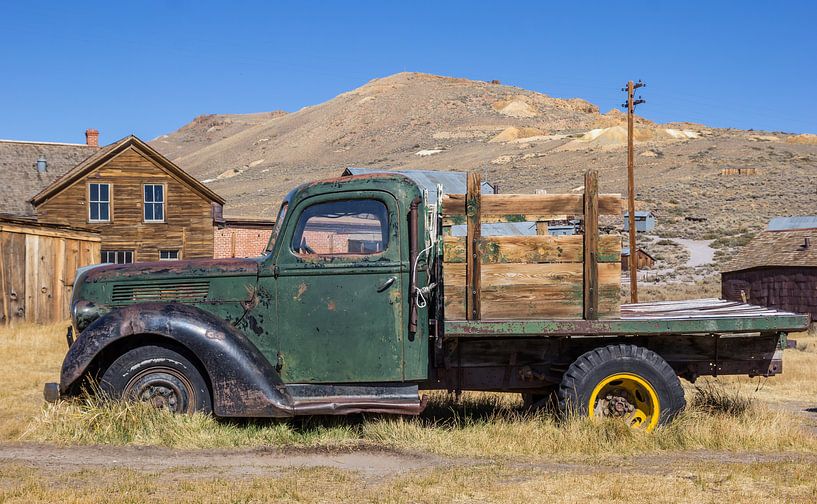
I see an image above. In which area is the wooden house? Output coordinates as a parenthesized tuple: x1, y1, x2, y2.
(31, 135, 225, 263)
(722, 225, 817, 318)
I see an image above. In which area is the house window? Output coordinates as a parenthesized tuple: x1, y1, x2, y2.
(88, 183, 111, 222)
(101, 250, 133, 264)
(159, 250, 179, 261)
(144, 184, 165, 222)
(291, 199, 389, 256)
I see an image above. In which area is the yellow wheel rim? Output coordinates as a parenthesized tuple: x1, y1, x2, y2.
(588, 373, 660, 431)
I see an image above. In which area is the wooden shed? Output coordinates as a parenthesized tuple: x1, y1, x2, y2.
(0, 216, 100, 325)
(721, 228, 817, 319)
(621, 247, 656, 271)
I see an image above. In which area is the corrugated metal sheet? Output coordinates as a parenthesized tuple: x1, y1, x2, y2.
(450, 222, 537, 237)
(768, 216, 817, 231)
(343, 167, 494, 202)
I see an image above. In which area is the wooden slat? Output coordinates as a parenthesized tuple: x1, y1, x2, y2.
(444, 262, 620, 320)
(0, 237, 7, 324)
(24, 234, 38, 323)
(444, 234, 620, 264)
(583, 170, 599, 320)
(465, 172, 481, 320)
(443, 193, 621, 216)
(6, 233, 26, 325)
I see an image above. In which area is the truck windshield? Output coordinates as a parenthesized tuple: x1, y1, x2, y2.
(264, 202, 288, 253)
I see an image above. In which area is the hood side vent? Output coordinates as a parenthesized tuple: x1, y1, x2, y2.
(111, 281, 210, 305)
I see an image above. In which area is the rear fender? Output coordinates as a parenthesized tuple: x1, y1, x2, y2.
(61, 302, 294, 417)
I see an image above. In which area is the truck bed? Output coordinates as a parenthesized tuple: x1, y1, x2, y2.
(444, 299, 810, 338)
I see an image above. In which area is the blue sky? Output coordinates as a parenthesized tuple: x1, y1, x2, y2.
(1, 1, 815, 144)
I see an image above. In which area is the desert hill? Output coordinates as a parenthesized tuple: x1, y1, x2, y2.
(151, 72, 817, 248)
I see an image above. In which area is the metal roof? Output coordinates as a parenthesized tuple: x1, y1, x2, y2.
(768, 216, 817, 231)
(343, 167, 494, 202)
(623, 211, 655, 218)
(450, 222, 537, 237)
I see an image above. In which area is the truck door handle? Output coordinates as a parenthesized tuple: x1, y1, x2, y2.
(376, 276, 396, 292)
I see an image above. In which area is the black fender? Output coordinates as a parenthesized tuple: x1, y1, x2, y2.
(60, 302, 296, 417)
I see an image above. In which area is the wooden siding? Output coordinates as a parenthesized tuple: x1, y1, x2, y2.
(722, 266, 817, 319)
(35, 147, 214, 261)
(0, 221, 100, 325)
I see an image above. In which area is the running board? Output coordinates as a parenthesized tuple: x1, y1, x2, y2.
(285, 383, 427, 416)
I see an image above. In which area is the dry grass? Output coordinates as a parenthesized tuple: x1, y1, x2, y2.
(3, 322, 817, 462)
(0, 322, 67, 440)
(4, 321, 817, 501)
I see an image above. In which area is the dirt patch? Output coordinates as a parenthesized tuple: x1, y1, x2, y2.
(0, 443, 448, 480)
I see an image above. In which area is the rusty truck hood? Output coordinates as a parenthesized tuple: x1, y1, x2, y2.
(78, 257, 260, 285)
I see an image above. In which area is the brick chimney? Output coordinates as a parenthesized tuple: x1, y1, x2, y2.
(85, 128, 99, 147)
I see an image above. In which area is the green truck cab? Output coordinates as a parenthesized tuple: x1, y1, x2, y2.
(47, 172, 810, 430)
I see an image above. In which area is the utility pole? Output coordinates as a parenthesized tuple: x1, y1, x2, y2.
(622, 80, 645, 303)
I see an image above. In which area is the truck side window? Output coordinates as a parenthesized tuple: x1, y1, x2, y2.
(291, 199, 389, 256)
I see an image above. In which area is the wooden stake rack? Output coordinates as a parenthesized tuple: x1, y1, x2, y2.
(441, 171, 622, 321)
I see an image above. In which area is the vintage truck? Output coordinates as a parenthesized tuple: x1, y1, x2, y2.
(45, 170, 810, 431)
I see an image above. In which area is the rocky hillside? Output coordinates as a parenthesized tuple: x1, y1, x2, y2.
(151, 72, 817, 247)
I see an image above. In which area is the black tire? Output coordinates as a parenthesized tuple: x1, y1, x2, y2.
(558, 344, 685, 428)
(100, 345, 212, 414)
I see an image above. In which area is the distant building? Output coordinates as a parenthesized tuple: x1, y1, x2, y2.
(623, 211, 657, 232)
(722, 219, 817, 318)
(621, 247, 656, 271)
(214, 216, 277, 258)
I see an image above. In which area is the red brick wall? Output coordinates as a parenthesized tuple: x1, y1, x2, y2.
(213, 227, 273, 258)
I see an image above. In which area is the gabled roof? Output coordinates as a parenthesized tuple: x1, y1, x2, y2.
(624, 210, 656, 218)
(0, 139, 98, 216)
(622, 247, 656, 260)
(31, 135, 225, 207)
(722, 229, 817, 272)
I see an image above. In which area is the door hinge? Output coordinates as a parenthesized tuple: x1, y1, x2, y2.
(276, 352, 284, 372)
(273, 265, 280, 278)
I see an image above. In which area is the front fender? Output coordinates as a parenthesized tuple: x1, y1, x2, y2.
(60, 302, 294, 417)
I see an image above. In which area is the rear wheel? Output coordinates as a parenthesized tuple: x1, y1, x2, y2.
(558, 344, 685, 431)
(100, 345, 212, 414)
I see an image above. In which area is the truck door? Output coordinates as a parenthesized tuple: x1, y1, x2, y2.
(274, 191, 405, 383)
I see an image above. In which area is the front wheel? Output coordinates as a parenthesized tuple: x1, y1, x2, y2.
(100, 345, 212, 414)
(558, 344, 685, 431)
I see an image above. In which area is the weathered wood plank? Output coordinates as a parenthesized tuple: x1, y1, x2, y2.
(465, 172, 481, 320)
(5, 233, 26, 324)
(443, 193, 621, 216)
(445, 262, 620, 288)
(24, 235, 38, 323)
(0, 237, 7, 324)
(583, 170, 599, 320)
(444, 262, 620, 320)
(444, 235, 620, 264)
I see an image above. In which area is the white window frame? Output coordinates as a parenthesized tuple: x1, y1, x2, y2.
(101, 250, 133, 264)
(159, 250, 180, 261)
(88, 183, 111, 223)
(143, 183, 166, 223)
